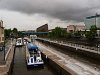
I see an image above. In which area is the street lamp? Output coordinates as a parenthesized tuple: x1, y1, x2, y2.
(3, 41, 5, 61)
(0, 42, 5, 61)
(3, 28, 5, 61)
(3, 21, 5, 61)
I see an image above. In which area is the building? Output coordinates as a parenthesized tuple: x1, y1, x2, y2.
(36, 24, 48, 32)
(49, 28, 67, 32)
(0, 20, 4, 44)
(67, 25, 86, 32)
(84, 14, 100, 29)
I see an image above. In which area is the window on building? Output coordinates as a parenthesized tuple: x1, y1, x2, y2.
(2, 30, 4, 34)
(0, 37, 1, 42)
(2, 37, 4, 41)
(0, 29, 1, 34)
(69, 30, 73, 32)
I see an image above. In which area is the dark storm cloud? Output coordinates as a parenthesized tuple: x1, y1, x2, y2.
(0, 0, 100, 21)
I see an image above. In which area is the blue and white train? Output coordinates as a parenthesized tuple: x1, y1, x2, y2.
(26, 43, 44, 68)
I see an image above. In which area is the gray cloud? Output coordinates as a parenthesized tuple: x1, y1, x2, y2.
(0, 0, 100, 22)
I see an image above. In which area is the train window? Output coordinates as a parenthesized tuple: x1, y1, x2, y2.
(18, 39, 21, 43)
(34, 56, 36, 62)
(31, 58, 33, 63)
(34, 49, 37, 53)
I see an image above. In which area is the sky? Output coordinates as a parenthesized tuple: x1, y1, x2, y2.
(0, 0, 100, 30)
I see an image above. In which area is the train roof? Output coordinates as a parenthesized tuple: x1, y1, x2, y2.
(27, 43, 38, 50)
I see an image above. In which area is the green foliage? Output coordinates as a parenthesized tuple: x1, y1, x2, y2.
(85, 31, 94, 40)
(12, 28, 18, 38)
(73, 31, 81, 38)
(85, 25, 97, 40)
(48, 27, 67, 38)
(12, 28, 18, 33)
(66, 32, 72, 39)
(90, 25, 97, 33)
(18, 31, 24, 38)
(5, 28, 18, 39)
(4, 29, 12, 39)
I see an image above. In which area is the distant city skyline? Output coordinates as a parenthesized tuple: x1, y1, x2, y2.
(0, 0, 100, 30)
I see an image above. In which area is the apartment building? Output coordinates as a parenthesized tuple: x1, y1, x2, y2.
(67, 25, 86, 32)
(36, 24, 48, 32)
(0, 20, 4, 44)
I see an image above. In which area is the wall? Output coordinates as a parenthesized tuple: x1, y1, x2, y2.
(41, 50, 71, 75)
(37, 39, 100, 61)
(0, 20, 4, 43)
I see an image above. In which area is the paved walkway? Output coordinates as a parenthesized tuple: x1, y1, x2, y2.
(0, 40, 12, 65)
(0, 39, 16, 75)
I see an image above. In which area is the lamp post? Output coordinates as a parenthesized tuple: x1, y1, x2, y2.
(3, 26, 5, 61)
(3, 40, 5, 61)
(3, 20, 6, 61)
(0, 20, 5, 61)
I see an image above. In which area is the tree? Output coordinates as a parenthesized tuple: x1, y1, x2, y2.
(85, 25, 97, 40)
(90, 25, 97, 34)
(85, 31, 94, 40)
(66, 32, 72, 39)
(73, 31, 81, 38)
(12, 28, 18, 38)
(12, 28, 18, 33)
(4, 29, 12, 39)
(18, 31, 24, 38)
(48, 27, 67, 38)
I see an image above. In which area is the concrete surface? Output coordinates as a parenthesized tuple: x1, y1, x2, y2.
(36, 41, 100, 75)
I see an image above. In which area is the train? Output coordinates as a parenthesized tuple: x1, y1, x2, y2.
(26, 43, 44, 68)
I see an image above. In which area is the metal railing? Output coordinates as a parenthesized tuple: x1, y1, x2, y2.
(38, 37, 100, 54)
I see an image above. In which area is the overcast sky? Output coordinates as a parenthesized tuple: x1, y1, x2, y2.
(0, 0, 100, 30)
